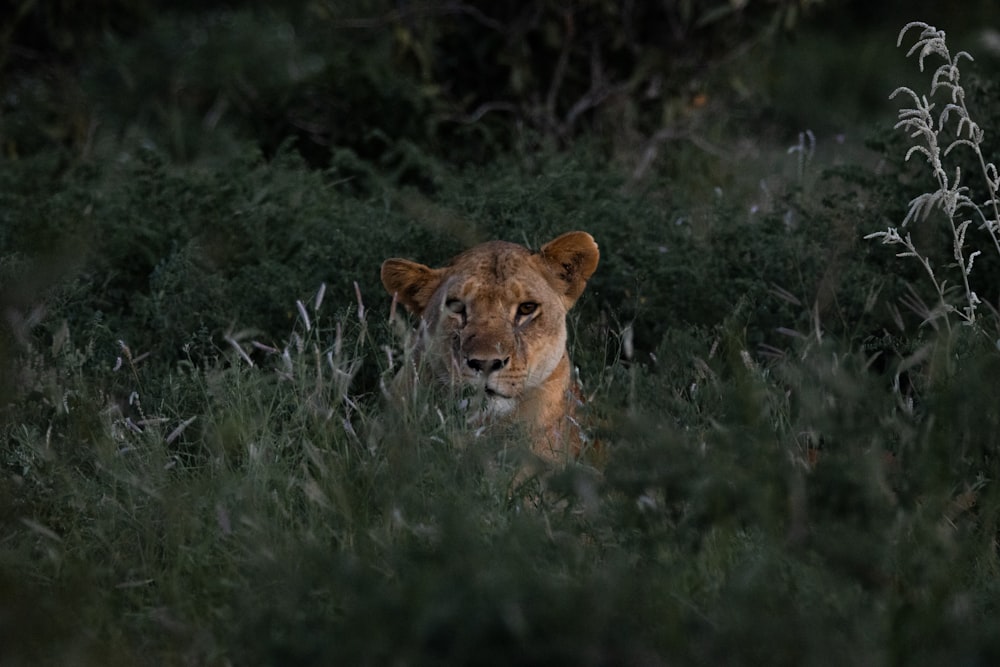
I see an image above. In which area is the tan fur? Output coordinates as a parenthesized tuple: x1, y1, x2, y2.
(381, 231, 599, 463)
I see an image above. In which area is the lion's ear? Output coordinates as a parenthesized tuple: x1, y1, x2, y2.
(539, 231, 600, 307)
(381, 259, 443, 315)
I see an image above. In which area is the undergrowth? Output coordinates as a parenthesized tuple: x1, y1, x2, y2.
(2, 13, 1000, 667)
(5, 262, 1000, 665)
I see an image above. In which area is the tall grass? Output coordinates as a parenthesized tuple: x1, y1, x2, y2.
(6, 224, 1000, 665)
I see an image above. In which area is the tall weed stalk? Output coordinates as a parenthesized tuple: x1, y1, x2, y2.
(866, 22, 1000, 329)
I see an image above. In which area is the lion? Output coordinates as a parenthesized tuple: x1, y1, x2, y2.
(380, 231, 599, 463)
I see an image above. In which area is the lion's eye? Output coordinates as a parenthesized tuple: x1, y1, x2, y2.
(446, 299, 466, 315)
(516, 302, 538, 318)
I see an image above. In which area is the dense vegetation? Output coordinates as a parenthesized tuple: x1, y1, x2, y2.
(3, 1, 1000, 664)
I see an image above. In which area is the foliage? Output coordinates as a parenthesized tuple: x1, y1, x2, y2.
(3, 0, 828, 167)
(4, 281, 1000, 665)
(3, 5, 1000, 667)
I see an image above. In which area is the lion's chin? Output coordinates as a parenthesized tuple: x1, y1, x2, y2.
(463, 383, 518, 417)
(483, 393, 517, 417)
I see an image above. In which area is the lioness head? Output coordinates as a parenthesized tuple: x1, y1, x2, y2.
(381, 231, 599, 460)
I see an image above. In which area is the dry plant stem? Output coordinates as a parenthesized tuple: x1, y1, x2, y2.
(866, 21, 1000, 328)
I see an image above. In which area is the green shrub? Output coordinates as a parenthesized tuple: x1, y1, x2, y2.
(4, 1, 833, 167)
(5, 9, 1000, 666)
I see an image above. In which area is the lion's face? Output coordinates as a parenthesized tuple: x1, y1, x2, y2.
(381, 232, 599, 418)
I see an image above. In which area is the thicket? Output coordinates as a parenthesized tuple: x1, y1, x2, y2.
(4, 0, 833, 166)
(2, 2, 1000, 665)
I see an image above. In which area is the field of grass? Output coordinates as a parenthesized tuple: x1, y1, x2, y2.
(3, 2, 1000, 665)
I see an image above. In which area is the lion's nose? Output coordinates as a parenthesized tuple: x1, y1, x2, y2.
(466, 356, 509, 374)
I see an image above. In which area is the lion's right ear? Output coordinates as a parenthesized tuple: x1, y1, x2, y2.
(381, 259, 443, 315)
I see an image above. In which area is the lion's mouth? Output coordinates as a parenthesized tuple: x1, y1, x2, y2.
(484, 387, 510, 399)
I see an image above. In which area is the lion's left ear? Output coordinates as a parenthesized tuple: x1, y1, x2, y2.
(538, 231, 600, 308)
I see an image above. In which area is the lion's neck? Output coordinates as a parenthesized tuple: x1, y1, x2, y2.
(515, 352, 583, 461)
